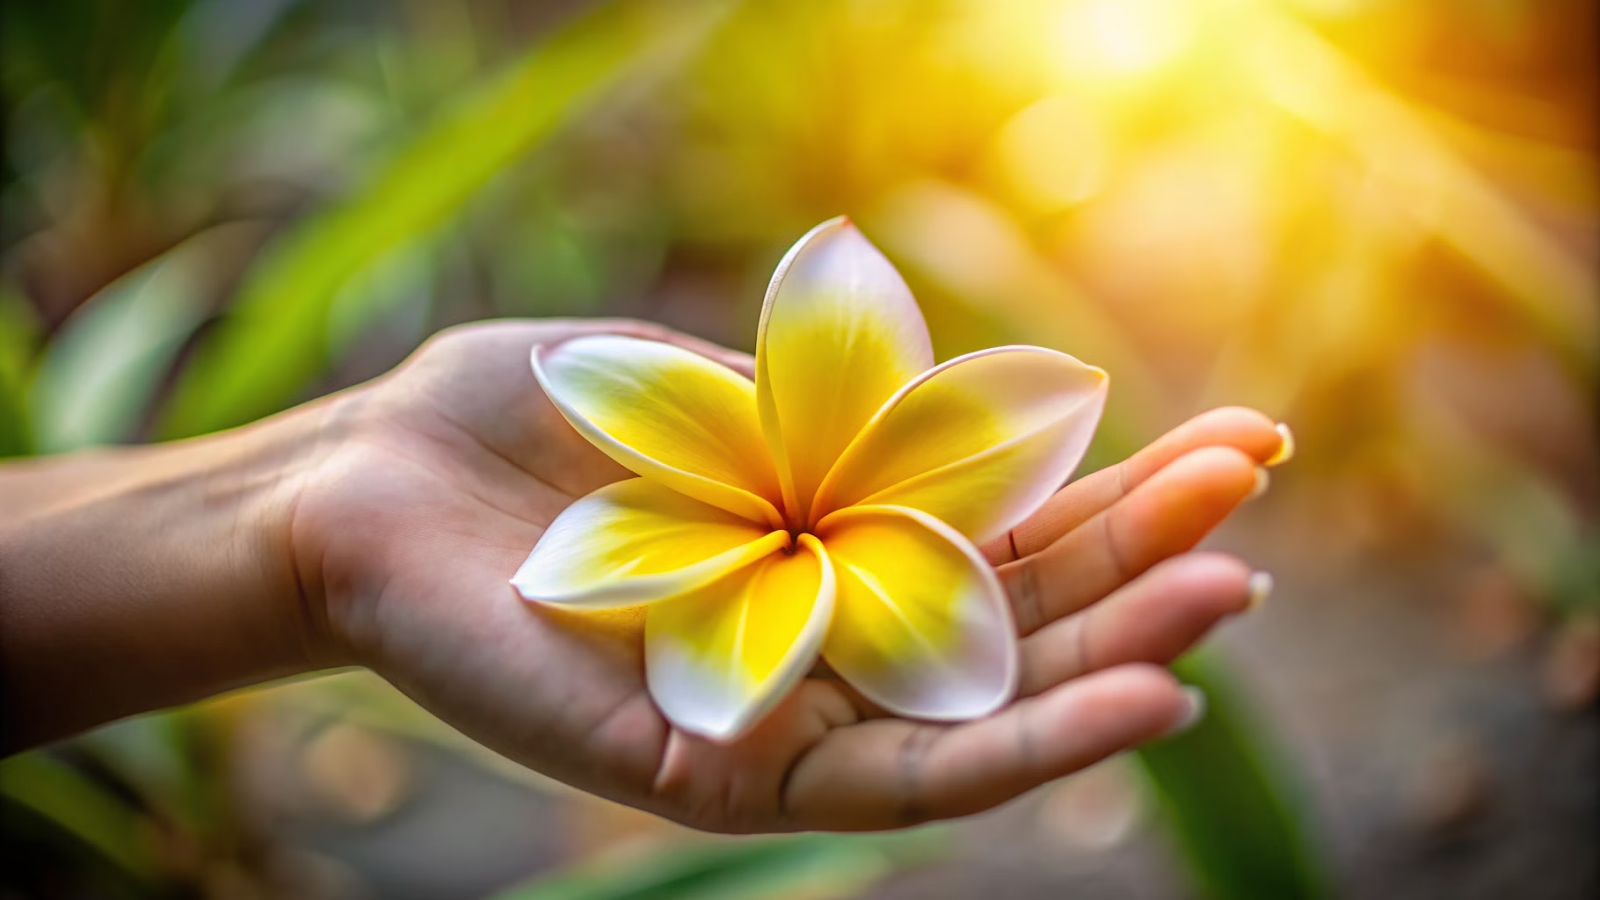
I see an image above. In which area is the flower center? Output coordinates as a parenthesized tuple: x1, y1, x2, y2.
(780, 528, 805, 554)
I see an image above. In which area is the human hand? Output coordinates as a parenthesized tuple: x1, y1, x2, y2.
(291, 318, 1288, 833)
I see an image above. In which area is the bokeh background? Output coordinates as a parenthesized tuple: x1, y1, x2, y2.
(1, 0, 1596, 897)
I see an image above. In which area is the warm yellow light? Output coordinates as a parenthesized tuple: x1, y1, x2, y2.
(989, 96, 1108, 211)
(1052, 0, 1196, 78)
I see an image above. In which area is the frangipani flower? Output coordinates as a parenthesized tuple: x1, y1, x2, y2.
(512, 218, 1108, 740)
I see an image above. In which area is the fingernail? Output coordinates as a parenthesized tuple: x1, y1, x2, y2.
(1248, 466, 1270, 500)
(1164, 686, 1207, 737)
(1247, 570, 1274, 609)
(1265, 422, 1295, 467)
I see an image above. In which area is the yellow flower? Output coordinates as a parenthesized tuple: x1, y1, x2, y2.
(512, 218, 1108, 740)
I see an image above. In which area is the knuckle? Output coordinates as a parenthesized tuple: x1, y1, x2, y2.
(1005, 559, 1045, 635)
(894, 727, 939, 826)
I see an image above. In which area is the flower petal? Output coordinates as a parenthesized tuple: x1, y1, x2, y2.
(757, 218, 934, 526)
(512, 478, 789, 608)
(534, 334, 783, 527)
(817, 505, 1017, 720)
(812, 346, 1107, 545)
(647, 534, 835, 740)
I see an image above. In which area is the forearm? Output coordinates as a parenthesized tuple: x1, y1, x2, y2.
(0, 408, 332, 751)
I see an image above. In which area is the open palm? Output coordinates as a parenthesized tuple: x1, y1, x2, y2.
(292, 318, 1285, 833)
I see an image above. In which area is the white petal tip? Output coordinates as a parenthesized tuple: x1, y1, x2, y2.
(653, 689, 765, 743)
(672, 714, 752, 743)
(875, 685, 1014, 723)
(509, 578, 559, 606)
(782, 215, 888, 267)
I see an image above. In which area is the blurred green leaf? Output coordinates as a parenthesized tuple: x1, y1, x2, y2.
(30, 232, 216, 452)
(160, 0, 730, 438)
(78, 709, 217, 836)
(0, 752, 161, 887)
(1136, 651, 1329, 900)
(494, 830, 939, 900)
(0, 0, 193, 124)
(0, 285, 38, 457)
(1549, 533, 1600, 614)
(496, 206, 608, 316)
(325, 236, 437, 361)
(282, 669, 552, 789)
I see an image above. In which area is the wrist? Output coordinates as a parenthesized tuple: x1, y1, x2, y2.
(209, 396, 355, 672)
(0, 399, 345, 748)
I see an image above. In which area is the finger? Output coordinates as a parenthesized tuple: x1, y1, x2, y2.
(1001, 446, 1258, 634)
(1017, 552, 1261, 697)
(983, 407, 1285, 565)
(783, 664, 1194, 831)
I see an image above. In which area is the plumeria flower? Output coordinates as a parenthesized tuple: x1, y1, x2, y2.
(511, 218, 1108, 740)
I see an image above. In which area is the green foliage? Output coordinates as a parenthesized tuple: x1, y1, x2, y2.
(159, 0, 728, 438)
(0, 286, 37, 457)
(493, 830, 940, 900)
(0, 0, 193, 128)
(1548, 534, 1600, 613)
(0, 752, 163, 889)
(29, 234, 215, 451)
(1, 709, 249, 898)
(1136, 651, 1329, 900)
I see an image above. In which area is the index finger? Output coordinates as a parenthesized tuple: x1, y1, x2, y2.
(984, 407, 1291, 565)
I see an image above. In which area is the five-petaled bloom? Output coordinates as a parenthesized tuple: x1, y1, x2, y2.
(512, 218, 1108, 740)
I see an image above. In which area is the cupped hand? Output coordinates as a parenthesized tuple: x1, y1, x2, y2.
(290, 319, 1286, 833)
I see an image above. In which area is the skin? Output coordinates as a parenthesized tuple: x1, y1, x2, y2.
(0, 319, 1286, 833)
